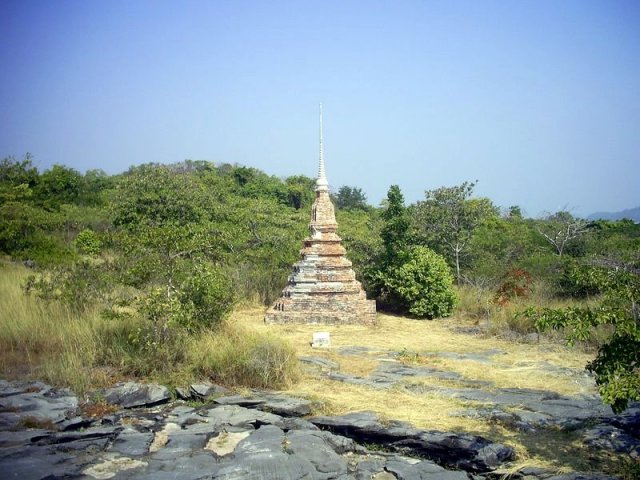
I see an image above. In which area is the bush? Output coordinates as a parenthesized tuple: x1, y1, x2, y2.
(519, 265, 640, 413)
(380, 246, 457, 318)
(494, 268, 533, 306)
(190, 322, 299, 389)
(139, 263, 236, 333)
(23, 259, 113, 311)
(179, 263, 236, 330)
(95, 311, 188, 378)
(75, 229, 102, 255)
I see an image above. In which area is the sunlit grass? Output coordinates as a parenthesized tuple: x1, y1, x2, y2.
(189, 321, 299, 389)
(230, 304, 625, 474)
(0, 263, 625, 475)
(0, 262, 300, 394)
(0, 262, 100, 394)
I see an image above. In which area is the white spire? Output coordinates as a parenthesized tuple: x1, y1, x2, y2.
(316, 103, 329, 191)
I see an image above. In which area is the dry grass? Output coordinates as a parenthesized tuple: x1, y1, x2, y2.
(0, 263, 625, 475)
(188, 321, 299, 389)
(234, 307, 593, 396)
(0, 263, 300, 395)
(0, 263, 100, 394)
(231, 305, 624, 474)
(286, 373, 489, 433)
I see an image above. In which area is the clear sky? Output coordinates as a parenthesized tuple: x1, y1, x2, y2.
(1, 0, 638, 217)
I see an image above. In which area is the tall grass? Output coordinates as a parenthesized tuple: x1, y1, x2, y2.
(0, 262, 99, 394)
(0, 262, 300, 394)
(455, 282, 605, 346)
(190, 322, 299, 389)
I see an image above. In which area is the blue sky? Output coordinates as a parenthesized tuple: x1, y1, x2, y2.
(1, 0, 638, 217)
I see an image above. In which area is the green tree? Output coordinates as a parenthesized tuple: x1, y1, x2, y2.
(285, 175, 315, 210)
(337, 208, 383, 294)
(416, 181, 498, 283)
(0, 154, 39, 201)
(521, 264, 640, 413)
(380, 185, 412, 267)
(35, 164, 82, 208)
(507, 205, 523, 220)
(373, 185, 456, 317)
(333, 185, 369, 211)
(536, 211, 588, 257)
(78, 169, 115, 206)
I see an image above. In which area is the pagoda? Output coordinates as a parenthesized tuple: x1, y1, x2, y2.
(264, 106, 376, 325)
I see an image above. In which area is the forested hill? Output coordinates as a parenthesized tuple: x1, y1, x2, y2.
(587, 206, 640, 222)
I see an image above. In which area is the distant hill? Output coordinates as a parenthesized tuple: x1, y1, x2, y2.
(587, 206, 640, 222)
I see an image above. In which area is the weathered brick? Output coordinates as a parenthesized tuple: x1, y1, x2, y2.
(265, 164, 376, 326)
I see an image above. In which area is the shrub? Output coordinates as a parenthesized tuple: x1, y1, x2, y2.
(23, 259, 114, 312)
(493, 268, 533, 306)
(75, 229, 102, 255)
(519, 265, 640, 413)
(178, 263, 236, 331)
(95, 310, 188, 378)
(380, 246, 457, 318)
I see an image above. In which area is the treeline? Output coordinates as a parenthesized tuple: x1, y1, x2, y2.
(1, 154, 639, 306)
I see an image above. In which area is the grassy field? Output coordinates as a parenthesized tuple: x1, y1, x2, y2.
(232, 307, 631, 475)
(0, 262, 632, 475)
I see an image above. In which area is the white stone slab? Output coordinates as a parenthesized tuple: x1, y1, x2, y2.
(311, 332, 331, 348)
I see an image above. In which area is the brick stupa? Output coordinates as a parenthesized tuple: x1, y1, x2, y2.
(264, 107, 376, 325)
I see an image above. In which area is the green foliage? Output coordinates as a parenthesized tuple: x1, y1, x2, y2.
(175, 263, 236, 331)
(23, 259, 114, 312)
(336, 208, 383, 294)
(333, 185, 369, 211)
(285, 175, 315, 210)
(380, 185, 412, 266)
(0, 202, 60, 255)
(97, 310, 188, 377)
(78, 169, 115, 207)
(416, 181, 498, 283)
(75, 229, 102, 255)
(0, 154, 38, 202)
(373, 186, 456, 317)
(113, 164, 206, 229)
(378, 246, 457, 318)
(0, 156, 113, 265)
(520, 266, 640, 412)
(35, 164, 82, 209)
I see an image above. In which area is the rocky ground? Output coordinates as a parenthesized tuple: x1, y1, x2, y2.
(303, 347, 636, 433)
(1, 374, 638, 480)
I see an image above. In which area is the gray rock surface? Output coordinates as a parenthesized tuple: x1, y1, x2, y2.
(310, 411, 515, 473)
(1, 380, 520, 480)
(189, 382, 229, 400)
(300, 356, 340, 370)
(0, 380, 78, 428)
(214, 392, 314, 417)
(324, 355, 615, 432)
(2, 377, 636, 480)
(103, 382, 171, 408)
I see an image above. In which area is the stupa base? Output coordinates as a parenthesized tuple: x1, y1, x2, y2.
(264, 302, 376, 326)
